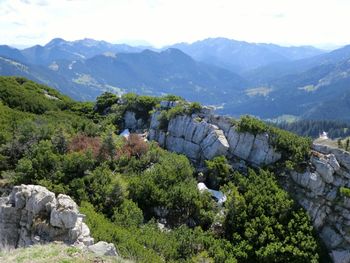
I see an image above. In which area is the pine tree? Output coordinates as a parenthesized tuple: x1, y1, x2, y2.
(338, 139, 343, 149)
(52, 128, 68, 154)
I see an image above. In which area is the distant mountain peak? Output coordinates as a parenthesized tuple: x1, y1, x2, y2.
(162, 48, 186, 55)
(45, 38, 67, 48)
(75, 38, 103, 47)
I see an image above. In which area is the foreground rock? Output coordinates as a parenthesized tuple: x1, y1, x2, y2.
(88, 241, 118, 256)
(0, 185, 117, 257)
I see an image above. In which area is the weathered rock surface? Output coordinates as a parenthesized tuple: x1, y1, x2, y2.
(124, 111, 145, 131)
(288, 144, 350, 261)
(148, 102, 281, 165)
(88, 241, 118, 257)
(0, 185, 117, 257)
(124, 111, 138, 130)
(313, 144, 350, 171)
(332, 250, 350, 263)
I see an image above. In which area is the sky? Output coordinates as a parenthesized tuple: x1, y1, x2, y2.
(1, 0, 349, 49)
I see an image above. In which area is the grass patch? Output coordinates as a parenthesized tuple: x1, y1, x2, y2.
(0, 243, 128, 263)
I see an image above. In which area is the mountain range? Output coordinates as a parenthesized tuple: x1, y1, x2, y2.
(169, 37, 324, 73)
(1, 37, 350, 121)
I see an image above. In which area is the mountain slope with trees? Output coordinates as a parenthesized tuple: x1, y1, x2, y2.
(0, 47, 248, 103)
(0, 77, 329, 262)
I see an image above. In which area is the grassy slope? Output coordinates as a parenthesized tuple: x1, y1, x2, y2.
(0, 243, 129, 263)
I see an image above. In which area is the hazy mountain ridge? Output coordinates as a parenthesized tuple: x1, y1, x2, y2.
(0, 45, 248, 103)
(230, 48, 350, 119)
(169, 37, 325, 73)
(51, 48, 249, 103)
(1, 37, 350, 120)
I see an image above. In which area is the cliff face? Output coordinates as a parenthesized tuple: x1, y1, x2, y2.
(124, 101, 350, 263)
(147, 103, 281, 167)
(289, 144, 350, 263)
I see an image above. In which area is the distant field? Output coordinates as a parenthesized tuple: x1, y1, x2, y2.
(313, 137, 350, 151)
(245, 87, 272, 97)
(314, 138, 339, 148)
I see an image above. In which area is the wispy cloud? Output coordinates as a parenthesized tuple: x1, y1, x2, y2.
(272, 13, 286, 19)
(12, 21, 25, 26)
(19, 0, 48, 6)
(15, 33, 46, 40)
(0, 0, 350, 47)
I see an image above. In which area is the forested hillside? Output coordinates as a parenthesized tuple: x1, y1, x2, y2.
(0, 77, 328, 262)
(275, 119, 350, 139)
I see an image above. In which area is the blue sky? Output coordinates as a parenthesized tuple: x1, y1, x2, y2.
(1, 0, 349, 49)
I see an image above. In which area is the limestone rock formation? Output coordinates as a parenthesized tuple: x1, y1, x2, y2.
(124, 101, 350, 262)
(124, 111, 145, 131)
(0, 185, 116, 257)
(288, 144, 350, 263)
(148, 101, 281, 166)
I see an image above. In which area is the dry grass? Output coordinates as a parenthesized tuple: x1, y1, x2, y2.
(245, 87, 272, 97)
(313, 138, 339, 148)
(0, 243, 129, 263)
(0, 178, 9, 187)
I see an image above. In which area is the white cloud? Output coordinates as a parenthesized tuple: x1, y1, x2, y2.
(1, 0, 350, 48)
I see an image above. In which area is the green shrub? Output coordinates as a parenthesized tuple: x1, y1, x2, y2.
(80, 202, 164, 262)
(128, 151, 215, 225)
(160, 94, 184, 102)
(205, 155, 232, 189)
(122, 93, 160, 120)
(113, 199, 144, 227)
(340, 187, 350, 197)
(94, 92, 118, 114)
(223, 169, 321, 263)
(0, 77, 72, 114)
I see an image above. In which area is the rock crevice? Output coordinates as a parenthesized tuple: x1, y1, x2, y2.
(0, 184, 117, 257)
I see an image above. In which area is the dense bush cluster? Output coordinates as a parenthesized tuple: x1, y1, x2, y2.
(0, 77, 72, 114)
(224, 169, 320, 262)
(0, 78, 327, 262)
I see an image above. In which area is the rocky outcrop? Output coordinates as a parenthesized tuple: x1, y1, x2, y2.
(87, 241, 118, 256)
(127, 101, 350, 262)
(148, 102, 281, 166)
(287, 144, 350, 263)
(0, 185, 116, 256)
(124, 111, 145, 131)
